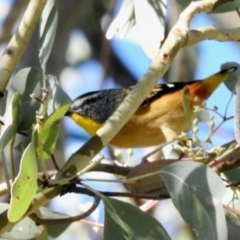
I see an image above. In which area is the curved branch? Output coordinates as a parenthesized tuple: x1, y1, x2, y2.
(187, 26, 240, 46)
(29, 194, 100, 225)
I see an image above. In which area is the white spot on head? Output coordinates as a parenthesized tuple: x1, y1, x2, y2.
(167, 83, 175, 88)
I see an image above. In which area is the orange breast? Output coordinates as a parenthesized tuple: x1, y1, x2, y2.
(110, 88, 203, 148)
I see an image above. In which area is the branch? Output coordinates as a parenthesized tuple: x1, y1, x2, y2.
(56, 0, 234, 181)
(0, 0, 47, 97)
(187, 26, 240, 46)
(29, 193, 100, 225)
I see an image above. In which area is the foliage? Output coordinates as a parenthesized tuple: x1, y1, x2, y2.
(0, 0, 240, 239)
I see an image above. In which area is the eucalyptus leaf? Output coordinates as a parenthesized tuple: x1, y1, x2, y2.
(106, 0, 134, 39)
(107, 0, 166, 59)
(159, 161, 227, 240)
(46, 75, 71, 116)
(39, 207, 70, 238)
(39, 0, 58, 71)
(0, 89, 8, 115)
(0, 203, 44, 240)
(221, 62, 240, 94)
(0, 93, 20, 152)
(8, 142, 38, 222)
(174, 0, 191, 8)
(14, 136, 31, 154)
(36, 103, 70, 160)
(103, 196, 171, 240)
(36, 123, 59, 160)
(8, 68, 43, 131)
(133, 0, 166, 59)
(16, 103, 69, 158)
(212, 0, 240, 13)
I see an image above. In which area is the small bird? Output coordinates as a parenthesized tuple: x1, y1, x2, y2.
(66, 67, 236, 148)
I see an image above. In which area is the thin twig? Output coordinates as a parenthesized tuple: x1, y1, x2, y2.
(68, 185, 170, 200)
(30, 193, 100, 225)
(223, 203, 240, 217)
(51, 154, 59, 171)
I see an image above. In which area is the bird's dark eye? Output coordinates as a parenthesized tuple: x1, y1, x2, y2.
(84, 99, 89, 105)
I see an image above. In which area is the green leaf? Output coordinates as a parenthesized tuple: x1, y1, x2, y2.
(0, 203, 44, 239)
(8, 68, 43, 131)
(212, 0, 240, 13)
(16, 103, 70, 158)
(159, 161, 227, 240)
(39, 0, 58, 71)
(8, 142, 38, 222)
(0, 89, 8, 116)
(133, 0, 166, 59)
(174, 0, 191, 8)
(103, 197, 171, 240)
(45, 102, 70, 126)
(0, 93, 20, 152)
(36, 124, 59, 160)
(36, 103, 70, 159)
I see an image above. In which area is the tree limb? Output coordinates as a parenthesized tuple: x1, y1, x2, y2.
(0, 0, 47, 97)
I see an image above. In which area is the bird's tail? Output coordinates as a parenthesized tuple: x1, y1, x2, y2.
(195, 66, 237, 100)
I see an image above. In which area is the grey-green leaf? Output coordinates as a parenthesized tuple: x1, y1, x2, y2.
(46, 75, 71, 116)
(103, 196, 171, 240)
(133, 0, 167, 59)
(0, 93, 20, 152)
(106, 0, 134, 39)
(39, 0, 58, 71)
(0, 203, 44, 240)
(221, 62, 240, 94)
(212, 0, 240, 13)
(159, 161, 227, 240)
(39, 207, 70, 238)
(8, 67, 43, 131)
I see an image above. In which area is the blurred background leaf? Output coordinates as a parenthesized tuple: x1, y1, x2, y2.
(7, 68, 43, 131)
(39, 0, 58, 72)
